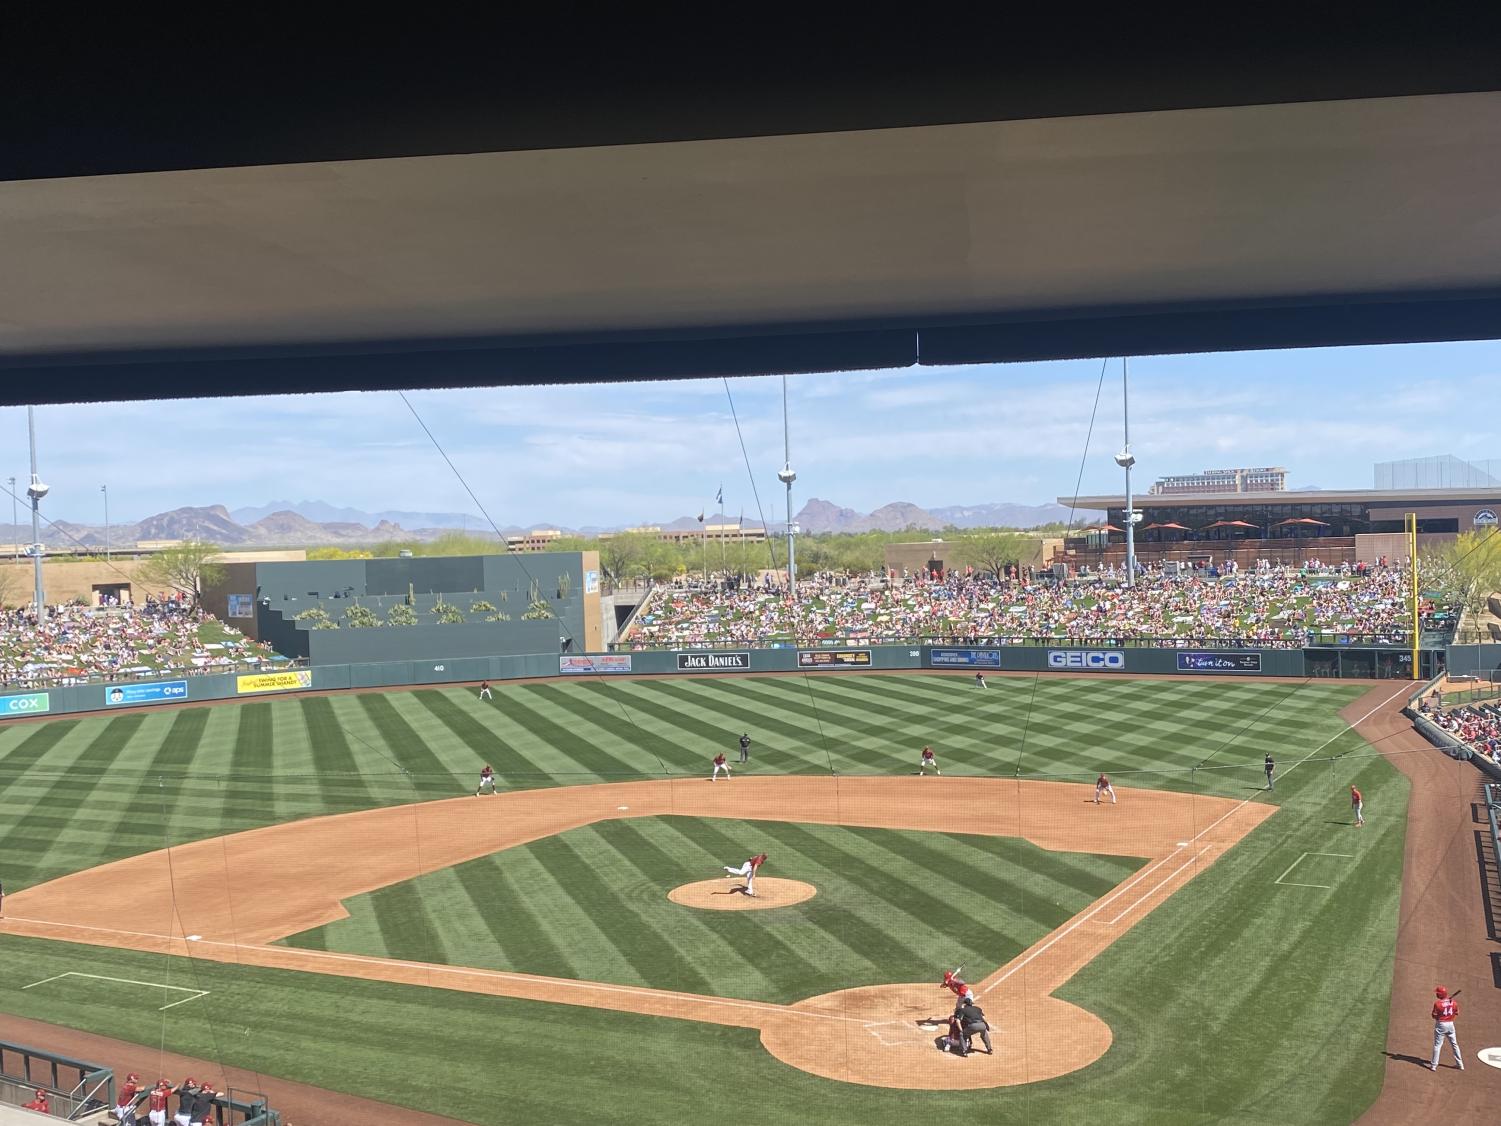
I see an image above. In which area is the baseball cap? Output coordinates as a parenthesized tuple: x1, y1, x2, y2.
(1435, 986, 1448, 998)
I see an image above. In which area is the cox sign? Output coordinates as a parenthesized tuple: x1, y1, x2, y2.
(1047, 650, 1126, 671)
(0, 691, 50, 716)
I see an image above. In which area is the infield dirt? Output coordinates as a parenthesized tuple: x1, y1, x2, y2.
(3, 775, 1271, 1090)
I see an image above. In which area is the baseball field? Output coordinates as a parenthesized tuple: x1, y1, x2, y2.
(0, 673, 1407, 1124)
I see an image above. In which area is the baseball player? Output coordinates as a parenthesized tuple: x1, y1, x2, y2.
(738, 732, 751, 764)
(1264, 754, 1275, 790)
(475, 764, 497, 796)
(918, 746, 940, 775)
(723, 852, 767, 896)
(145, 1080, 172, 1126)
(173, 1079, 197, 1126)
(1095, 773, 1117, 804)
(974, 672, 987, 689)
(1351, 785, 1365, 827)
(711, 752, 732, 781)
(1430, 986, 1463, 1070)
(942, 969, 975, 1008)
(478, 679, 492, 700)
(113, 1072, 144, 1125)
(187, 1084, 221, 1126)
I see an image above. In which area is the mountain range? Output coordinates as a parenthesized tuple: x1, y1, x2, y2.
(3, 497, 1095, 551)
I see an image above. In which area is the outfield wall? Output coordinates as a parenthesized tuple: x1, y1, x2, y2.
(0, 641, 1437, 722)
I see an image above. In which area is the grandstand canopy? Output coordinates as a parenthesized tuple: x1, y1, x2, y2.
(3, 34, 1501, 404)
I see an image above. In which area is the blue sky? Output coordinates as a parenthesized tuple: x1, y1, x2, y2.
(5, 338, 1500, 528)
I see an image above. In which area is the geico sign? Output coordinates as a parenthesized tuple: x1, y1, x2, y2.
(1047, 650, 1125, 670)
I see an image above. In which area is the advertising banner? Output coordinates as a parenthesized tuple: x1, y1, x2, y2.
(1046, 650, 1126, 671)
(105, 680, 189, 706)
(585, 569, 600, 594)
(560, 655, 633, 674)
(798, 649, 872, 669)
(929, 649, 1002, 668)
(236, 669, 314, 695)
(676, 652, 751, 671)
(227, 594, 256, 619)
(1176, 652, 1263, 673)
(0, 691, 50, 717)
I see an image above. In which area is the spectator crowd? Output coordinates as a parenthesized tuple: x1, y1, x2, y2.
(1424, 693, 1501, 765)
(624, 563, 1438, 650)
(0, 594, 279, 688)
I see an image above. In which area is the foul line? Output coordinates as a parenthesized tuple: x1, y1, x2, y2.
(982, 683, 1410, 998)
(2, 916, 862, 1028)
(22, 971, 209, 1011)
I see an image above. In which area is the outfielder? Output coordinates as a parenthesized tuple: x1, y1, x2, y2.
(1095, 773, 1116, 804)
(918, 746, 940, 775)
(1430, 986, 1463, 1071)
(1351, 785, 1364, 826)
(711, 752, 732, 781)
(478, 679, 492, 700)
(724, 852, 767, 896)
(475, 764, 497, 796)
(974, 672, 987, 689)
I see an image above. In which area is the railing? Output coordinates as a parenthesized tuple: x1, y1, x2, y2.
(0, 1040, 111, 1121)
(623, 632, 1419, 652)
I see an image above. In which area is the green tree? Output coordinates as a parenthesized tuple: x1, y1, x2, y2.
(140, 540, 226, 603)
(1424, 528, 1501, 620)
(959, 531, 1036, 580)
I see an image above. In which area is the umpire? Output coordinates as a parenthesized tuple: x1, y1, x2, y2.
(955, 997, 994, 1055)
(738, 733, 751, 764)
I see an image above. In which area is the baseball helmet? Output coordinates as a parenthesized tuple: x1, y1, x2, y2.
(1435, 986, 1449, 998)
(127, 1073, 140, 1082)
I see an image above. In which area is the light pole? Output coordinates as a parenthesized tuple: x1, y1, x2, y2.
(26, 406, 48, 612)
(1113, 357, 1138, 587)
(101, 484, 110, 562)
(777, 377, 797, 599)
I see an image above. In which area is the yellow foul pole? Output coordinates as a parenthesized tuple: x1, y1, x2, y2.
(1407, 512, 1419, 680)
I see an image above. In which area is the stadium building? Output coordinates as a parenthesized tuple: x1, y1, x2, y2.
(1059, 486, 1501, 571)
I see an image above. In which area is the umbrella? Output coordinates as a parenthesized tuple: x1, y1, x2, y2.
(1201, 520, 1258, 530)
(1272, 517, 1330, 527)
(1082, 524, 1123, 533)
(1143, 522, 1191, 531)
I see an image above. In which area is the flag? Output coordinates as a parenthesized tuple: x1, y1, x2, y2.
(716, 485, 723, 506)
(697, 511, 704, 523)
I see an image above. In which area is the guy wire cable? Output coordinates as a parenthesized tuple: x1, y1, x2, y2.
(722, 377, 779, 571)
(1065, 357, 1113, 540)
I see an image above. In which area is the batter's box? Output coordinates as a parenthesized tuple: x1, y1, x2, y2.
(865, 1020, 944, 1047)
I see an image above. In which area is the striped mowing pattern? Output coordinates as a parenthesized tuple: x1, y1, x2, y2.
(280, 815, 1145, 1003)
(0, 674, 1367, 892)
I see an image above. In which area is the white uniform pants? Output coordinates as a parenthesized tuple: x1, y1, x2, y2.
(712, 763, 731, 780)
(724, 861, 752, 878)
(1432, 1020, 1462, 1068)
(1095, 785, 1116, 804)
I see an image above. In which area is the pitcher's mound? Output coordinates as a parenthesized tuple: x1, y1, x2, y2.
(668, 877, 817, 910)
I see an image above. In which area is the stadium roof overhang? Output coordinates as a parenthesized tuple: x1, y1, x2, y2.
(4, 35, 1501, 405)
(1062, 488, 1501, 510)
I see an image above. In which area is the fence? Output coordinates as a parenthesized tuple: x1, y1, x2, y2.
(0, 1041, 111, 1121)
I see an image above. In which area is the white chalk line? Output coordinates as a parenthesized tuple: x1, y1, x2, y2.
(1274, 851, 1355, 890)
(982, 683, 1408, 998)
(22, 971, 209, 1011)
(1, 915, 862, 1027)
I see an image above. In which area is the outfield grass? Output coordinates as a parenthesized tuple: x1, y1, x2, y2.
(0, 673, 1405, 1124)
(281, 815, 1145, 1002)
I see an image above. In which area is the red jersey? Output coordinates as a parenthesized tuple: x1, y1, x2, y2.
(148, 1088, 170, 1112)
(1097, 775, 1110, 787)
(1433, 997, 1459, 1021)
(117, 1080, 140, 1104)
(714, 754, 726, 766)
(480, 766, 494, 778)
(748, 853, 767, 871)
(921, 749, 935, 760)
(1351, 788, 1362, 804)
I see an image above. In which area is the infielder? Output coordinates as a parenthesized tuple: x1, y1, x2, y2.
(478, 679, 492, 700)
(724, 852, 767, 896)
(475, 764, 497, 796)
(918, 746, 940, 775)
(1094, 773, 1117, 804)
(1430, 986, 1463, 1070)
(711, 752, 732, 781)
(1351, 785, 1364, 826)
